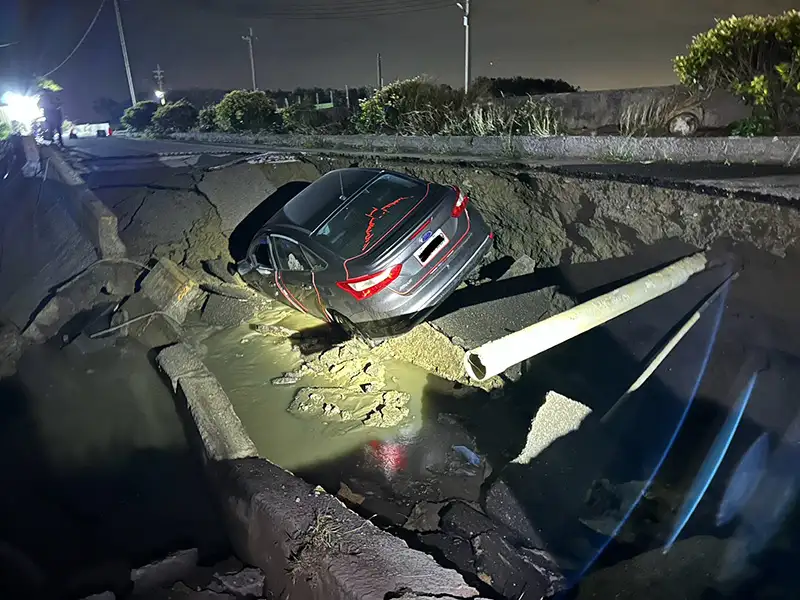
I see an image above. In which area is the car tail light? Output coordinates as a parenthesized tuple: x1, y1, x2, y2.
(451, 186, 470, 218)
(337, 264, 402, 301)
(108, 127, 113, 136)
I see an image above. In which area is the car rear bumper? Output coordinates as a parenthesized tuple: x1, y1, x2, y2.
(353, 229, 493, 339)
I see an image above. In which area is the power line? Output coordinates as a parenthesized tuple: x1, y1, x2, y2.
(191, 0, 454, 20)
(40, 0, 107, 78)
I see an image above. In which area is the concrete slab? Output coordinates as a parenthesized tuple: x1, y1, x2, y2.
(141, 259, 205, 325)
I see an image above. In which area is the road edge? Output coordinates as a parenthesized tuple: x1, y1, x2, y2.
(39, 145, 127, 259)
(156, 131, 800, 166)
(156, 342, 485, 600)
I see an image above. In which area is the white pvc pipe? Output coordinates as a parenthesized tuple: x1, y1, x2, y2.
(463, 252, 709, 382)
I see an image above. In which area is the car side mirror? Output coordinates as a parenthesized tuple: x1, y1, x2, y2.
(236, 259, 254, 276)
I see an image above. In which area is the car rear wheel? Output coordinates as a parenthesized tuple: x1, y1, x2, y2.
(328, 311, 380, 348)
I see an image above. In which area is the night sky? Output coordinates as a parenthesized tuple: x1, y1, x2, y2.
(1, 0, 797, 121)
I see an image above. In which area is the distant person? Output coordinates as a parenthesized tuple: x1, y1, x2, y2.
(38, 90, 64, 147)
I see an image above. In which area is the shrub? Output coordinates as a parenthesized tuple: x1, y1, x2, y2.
(473, 76, 579, 97)
(674, 10, 800, 132)
(152, 100, 198, 132)
(121, 100, 159, 131)
(0, 121, 10, 140)
(215, 90, 278, 132)
(281, 103, 353, 134)
(197, 105, 218, 131)
(357, 77, 464, 135)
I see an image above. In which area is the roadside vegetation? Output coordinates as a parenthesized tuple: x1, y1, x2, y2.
(116, 11, 799, 139)
(674, 9, 800, 135)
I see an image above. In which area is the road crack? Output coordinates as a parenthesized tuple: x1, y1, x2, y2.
(121, 191, 153, 232)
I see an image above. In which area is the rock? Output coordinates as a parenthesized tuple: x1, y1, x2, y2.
(498, 255, 537, 281)
(511, 390, 593, 465)
(0, 322, 24, 378)
(214, 567, 265, 598)
(403, 502, 448, 532)
(668, 112, 699, 136)
(471, 532, 554, 599)
(271, 371, 302, 386)
(253, 323, 297, 337)
(440, 502, 495, 540)
(575, 536, 729, 600)
(417, 532, 477, 575)
(131, 549, 199, 594)
(484, 478, 544, 547)
(159, 581, 236, 599)
(288, 387, 410, 429)
(200, 281, 255, 300)
(337, 482, 365, 506)
(140, 258, 205, 325)
(201, 294, 271, 328)
(202, 257, 238, 284)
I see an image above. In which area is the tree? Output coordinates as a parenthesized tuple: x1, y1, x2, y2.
(151, 100, 198, 132)
(120, 100, 159, 131)
(36, 77, 62, 92)
(674, 10, 800, 133)
(215, 90, 277, 132)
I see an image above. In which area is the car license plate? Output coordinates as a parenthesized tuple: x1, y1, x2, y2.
(414, 229, 448, 266)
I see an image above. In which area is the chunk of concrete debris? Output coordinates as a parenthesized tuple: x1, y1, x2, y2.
(213, 567, 265, 598)
(254, 323, 297, 337)
(484, 478, 543, 547)
(404, 502, 448, 533)
(289, 388, 410, 428)
(201, 294, 271, 328)
(0, 322, 24, 378)
(271, 370, 302, 386)
(202, 257, 238, 285)
(511, 390, 592, 465)
(141, 258, 204, 325)
(131, 549, 199, 594)
(337, 482, 365, 505)
(472, 531, 558, 599)
(499, 255, 537, 281)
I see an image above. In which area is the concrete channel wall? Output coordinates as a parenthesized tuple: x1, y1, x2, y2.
(39, 146, 127, 259)
(157, 344, 484, 600)
(166, 131, 800, 166)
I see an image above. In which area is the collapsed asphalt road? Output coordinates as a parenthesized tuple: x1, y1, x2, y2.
(7, 135, 800, 599)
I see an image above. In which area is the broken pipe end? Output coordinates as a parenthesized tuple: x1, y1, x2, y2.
(464, 350, 488, 382)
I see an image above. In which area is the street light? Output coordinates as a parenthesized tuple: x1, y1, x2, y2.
(154, 89, 165, 105)
(455, 0, 471, 92)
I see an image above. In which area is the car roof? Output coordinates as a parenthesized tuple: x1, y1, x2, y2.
(269, 168, 385, 231)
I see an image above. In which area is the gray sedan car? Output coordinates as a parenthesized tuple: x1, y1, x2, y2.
(237, 168, 493, 340)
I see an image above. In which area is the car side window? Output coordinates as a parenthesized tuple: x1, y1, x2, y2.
(301, 247, 327, 272)
(250, 238, 274, 270)
(273, 236, 312, 272)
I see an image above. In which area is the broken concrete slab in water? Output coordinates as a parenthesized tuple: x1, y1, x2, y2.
(289, 387, 411, 430)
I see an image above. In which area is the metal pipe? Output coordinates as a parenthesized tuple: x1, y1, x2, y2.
(463, 252, 709, 382)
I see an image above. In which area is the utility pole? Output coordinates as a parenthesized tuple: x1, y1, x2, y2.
(242, 27, 257, 90)
(153, 64, 165, 92)
(345, 84, 350, 109)
(456, 0, 471, 92)
(113, 0, 137, 106)
(376, 53, 384, 89)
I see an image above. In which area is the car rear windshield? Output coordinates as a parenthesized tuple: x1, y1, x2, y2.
(313, 173, 427, 258)
(281, 169, 378, 231)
